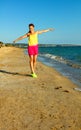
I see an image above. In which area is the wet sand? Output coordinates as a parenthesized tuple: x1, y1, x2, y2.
(0, 47, 81, 130)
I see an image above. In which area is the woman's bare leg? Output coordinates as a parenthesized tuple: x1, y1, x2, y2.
(29, 55, 34, 74)
(33, 55, 38, 71)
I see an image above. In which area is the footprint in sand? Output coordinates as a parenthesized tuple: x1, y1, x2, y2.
(41, 83, 47, 89)
(55, 86, 70, 93)
(63, 90, 70, 93)
(55, 86, 62, 89)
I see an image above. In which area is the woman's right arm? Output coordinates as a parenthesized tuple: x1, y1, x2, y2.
(13, 33, 29, 43)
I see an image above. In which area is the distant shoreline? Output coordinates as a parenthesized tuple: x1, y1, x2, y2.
(3, 43, 81, 48)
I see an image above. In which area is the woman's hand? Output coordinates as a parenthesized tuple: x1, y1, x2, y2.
(49, 28, 55, 31)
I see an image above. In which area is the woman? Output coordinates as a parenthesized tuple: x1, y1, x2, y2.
(13, 23, 54, 78)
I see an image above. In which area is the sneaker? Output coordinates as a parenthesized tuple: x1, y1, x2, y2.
(31, 73, 37, 78)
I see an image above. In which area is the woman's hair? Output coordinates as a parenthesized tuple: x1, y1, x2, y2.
(29, 23, 35, 28)
(28, 23, 35, 33)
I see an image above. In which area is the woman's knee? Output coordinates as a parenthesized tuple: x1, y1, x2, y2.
(29, 56, 33, 62)
(33, 58, 36, 63)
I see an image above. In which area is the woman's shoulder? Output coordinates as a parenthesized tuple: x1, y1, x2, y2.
(26, 32, 30, 37)
(35, 31, 38, 34)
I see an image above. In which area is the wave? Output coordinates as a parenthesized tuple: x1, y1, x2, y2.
(39, 53, 81, 69)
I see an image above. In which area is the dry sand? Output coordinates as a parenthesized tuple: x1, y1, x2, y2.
(0, 46, 81, 130)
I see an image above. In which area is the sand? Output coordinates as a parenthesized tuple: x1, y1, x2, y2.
(0, 46, 81, 130)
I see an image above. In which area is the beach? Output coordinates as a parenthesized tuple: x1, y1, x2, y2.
(0, 46, 81, 130)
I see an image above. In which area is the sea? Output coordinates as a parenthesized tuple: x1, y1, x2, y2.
(21, 44, 81, 89)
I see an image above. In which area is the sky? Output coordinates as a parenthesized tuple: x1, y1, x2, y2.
(0, 0, 81, 44)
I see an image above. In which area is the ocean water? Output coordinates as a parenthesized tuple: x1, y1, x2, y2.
(38, 45, 81, 88)
(24, 45, 81, 88)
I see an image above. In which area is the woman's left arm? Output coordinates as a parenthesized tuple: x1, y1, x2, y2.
(37, 28, 54, 34)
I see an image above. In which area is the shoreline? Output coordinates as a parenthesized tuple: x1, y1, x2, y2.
(0, 46, 81, 130)
(38, 55, 81, 88)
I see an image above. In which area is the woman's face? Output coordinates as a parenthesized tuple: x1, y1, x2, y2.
(29, 26, 34, 32)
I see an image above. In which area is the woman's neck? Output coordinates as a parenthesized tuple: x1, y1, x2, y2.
(31, 31, 35, 34)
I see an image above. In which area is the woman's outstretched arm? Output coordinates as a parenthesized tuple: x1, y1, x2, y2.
(37, 28, 54, 34)
(13, 33, 28, 43)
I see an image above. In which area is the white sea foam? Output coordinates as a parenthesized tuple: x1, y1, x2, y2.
(39, 53, 81, 69)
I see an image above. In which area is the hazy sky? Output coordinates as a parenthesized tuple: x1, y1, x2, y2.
(0, 0, 81, 44)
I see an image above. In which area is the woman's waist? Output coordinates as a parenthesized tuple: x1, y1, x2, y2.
(28, 43, 38, 46)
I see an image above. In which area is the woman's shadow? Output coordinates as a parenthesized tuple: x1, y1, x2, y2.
(0, 69, 32, 77)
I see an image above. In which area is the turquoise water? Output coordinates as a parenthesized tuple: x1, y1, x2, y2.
(38, 45, 81, 87)
(39, 46, 81, 66)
